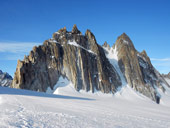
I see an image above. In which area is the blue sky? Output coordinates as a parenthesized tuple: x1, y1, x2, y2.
(0, 0, 170, 76)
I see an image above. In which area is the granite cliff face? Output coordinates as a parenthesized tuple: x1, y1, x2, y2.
(11, 25, 121, 94)
(11, 25, 170, 103)
(0, 70, 13, 87)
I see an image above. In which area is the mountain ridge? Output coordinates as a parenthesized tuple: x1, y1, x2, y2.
(0, 70, 13, 87)
(11, 25, 170, 103)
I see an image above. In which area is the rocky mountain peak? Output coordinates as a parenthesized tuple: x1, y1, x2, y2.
(0, 70, 12, 80)
(102, 41, 110, 50)
(139, 50, 152, 65)
(118, 32, 130, 40)
(11, 26, 170, 104)
(116, 33, 135, 49)
(0, 70, 13, 87)
(120, 32, 128, 37)
(72, 24, 81, 34)
(85, 29, 96, 41)
(141, 50, 147, 56)
(113, 32, 169, 103)
(58, 26, 67, 34)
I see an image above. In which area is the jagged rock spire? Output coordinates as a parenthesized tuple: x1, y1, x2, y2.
(72, 24, 81, 34)
(85, 29, 96, 41)
(85, 29, 98, 51)
(120, 32, 128, 37)
(141, 50, 147, 56)
(114, 32, 170, 103)
(58, 26, 67, 34)
(115, 32, 135, 50)
(140, 50, 152, 65)
(119, 33, 132, 42)
(102, 41, 110, 50)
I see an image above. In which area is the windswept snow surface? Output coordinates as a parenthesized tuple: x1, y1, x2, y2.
(0, 82, 170, 128)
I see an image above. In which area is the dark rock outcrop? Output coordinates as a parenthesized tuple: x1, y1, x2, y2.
(11, 25, 122, 94)
(0, 70, 13, 87)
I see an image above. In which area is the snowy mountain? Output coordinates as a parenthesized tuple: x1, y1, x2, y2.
(11, 25, 170, 103)
(0, 70, 12, 87)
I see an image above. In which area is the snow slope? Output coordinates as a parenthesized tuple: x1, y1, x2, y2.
(0, 83, 170, 128)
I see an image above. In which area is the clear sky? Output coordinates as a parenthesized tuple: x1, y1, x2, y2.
(0, 0, 170, 76)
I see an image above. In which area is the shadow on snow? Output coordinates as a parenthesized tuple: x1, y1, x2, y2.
(0, 86, 95, 101)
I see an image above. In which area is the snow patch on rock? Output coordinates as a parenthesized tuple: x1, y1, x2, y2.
(68, 40, 96, 55)
(49, 38, 58, 43)
(123, 40, 129, 44)
(103, 46, 126, 87)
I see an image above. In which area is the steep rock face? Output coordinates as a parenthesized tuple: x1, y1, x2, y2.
(11, 25, 122, 94)
(0, 70, 13, 87)
(114, 33, 169, 103)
